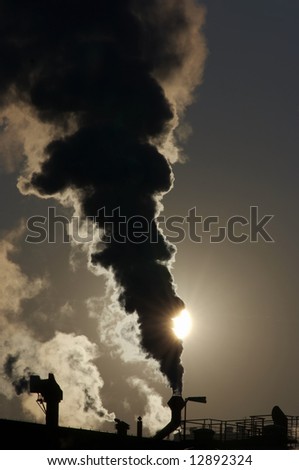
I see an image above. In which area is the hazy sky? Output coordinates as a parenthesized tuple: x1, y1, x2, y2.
(0, 0, 299, 437)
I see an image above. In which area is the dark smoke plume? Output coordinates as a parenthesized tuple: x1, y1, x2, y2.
(4, 354, 32, 395)
(0, 1, 206, 393)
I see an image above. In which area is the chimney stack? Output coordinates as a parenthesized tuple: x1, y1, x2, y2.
(137, 416, 143, 438)
(153, 394, 185, 440)
(30, 373, 63, 428)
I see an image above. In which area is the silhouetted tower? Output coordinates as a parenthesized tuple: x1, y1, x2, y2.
(30, 373, 63, 428)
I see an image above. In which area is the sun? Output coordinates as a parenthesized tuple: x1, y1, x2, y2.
(172, 308, 192, 340)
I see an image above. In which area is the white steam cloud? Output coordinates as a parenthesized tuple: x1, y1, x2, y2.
(0, 230, 114, 429)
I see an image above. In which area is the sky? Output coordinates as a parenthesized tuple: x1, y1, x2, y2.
(0, 0, 299, 438)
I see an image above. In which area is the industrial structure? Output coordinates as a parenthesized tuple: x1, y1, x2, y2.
(0, 373, 298, 450)
(29, 373, 63, 428)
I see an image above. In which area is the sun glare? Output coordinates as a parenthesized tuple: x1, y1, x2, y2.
(172, 309, 192, 340)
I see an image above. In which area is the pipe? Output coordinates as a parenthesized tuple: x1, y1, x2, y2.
(137, 416, 143, 438)
(153, 394, 185, 440)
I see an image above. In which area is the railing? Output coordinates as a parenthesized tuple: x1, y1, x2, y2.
(181, 414, 299, 448)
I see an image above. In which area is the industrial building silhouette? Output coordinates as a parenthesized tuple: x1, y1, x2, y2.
(1, 373, 298, 450)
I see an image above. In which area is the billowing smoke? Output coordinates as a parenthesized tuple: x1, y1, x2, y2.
(127, 377, 171, 435)
(1, 331, 116, 428)
(0, 229, 114, 428)
(4, 354, 32, 395)
(0, 1, 206, 393)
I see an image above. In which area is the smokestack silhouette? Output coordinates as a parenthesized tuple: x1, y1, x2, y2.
(153, 394, 185, 440)
(1, 1, 206, 393)
(30, 373, 63, 428)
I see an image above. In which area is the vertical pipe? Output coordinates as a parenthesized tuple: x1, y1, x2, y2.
(137, 416, 143, 438)
(46, 401, 59, 428)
